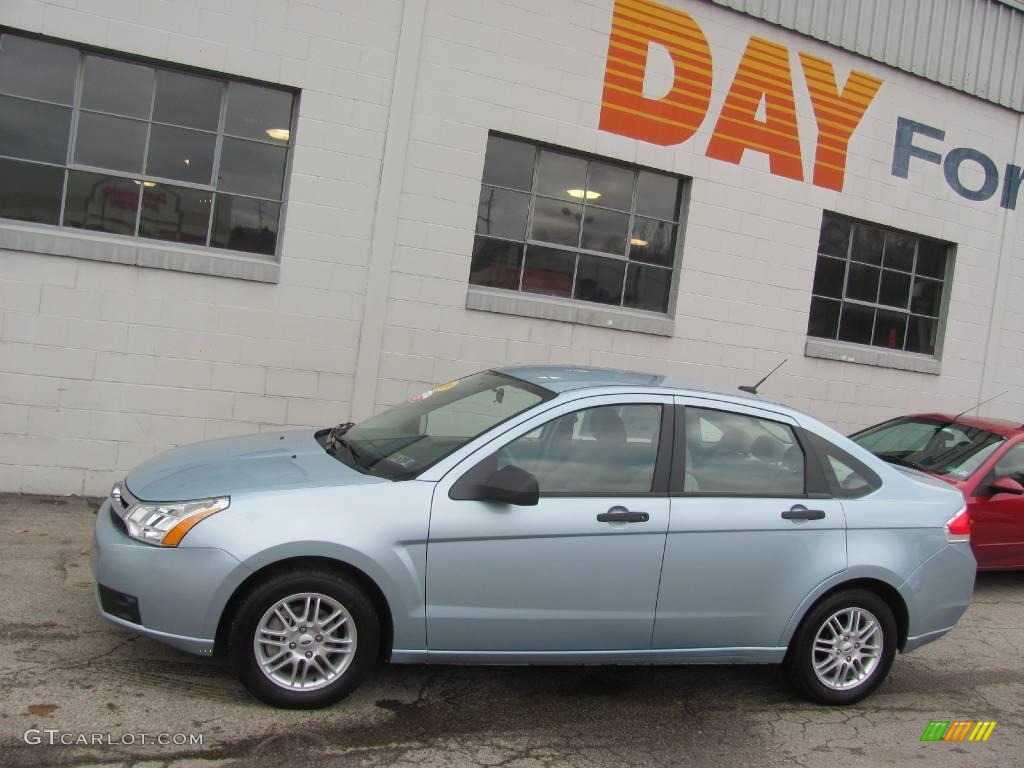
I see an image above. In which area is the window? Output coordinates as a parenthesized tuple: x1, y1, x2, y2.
(803, 432, 881, 498)
(683, 408, 804, 495)
(807, 213, 951, 356)
(851, 416, 1005, 479)
(0, 31, 295, 259)
(321, 371, 552, 480)
(470, 133, 686, 314)
(990, 444, 1024, 486)
(495, 404, 663, 494)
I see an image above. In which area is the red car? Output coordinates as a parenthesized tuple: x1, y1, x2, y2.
(852, 413, 1024, 570)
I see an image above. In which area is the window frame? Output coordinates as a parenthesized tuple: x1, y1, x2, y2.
(0, 28, 298, 277)
(468, 132, 690, 328)
(669, 404, 831, 499)
(805, 211, 954, 365)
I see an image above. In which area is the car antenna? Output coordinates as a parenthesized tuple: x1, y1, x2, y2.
(951, 390, 1007, 422)
(739, 359, 787, 395)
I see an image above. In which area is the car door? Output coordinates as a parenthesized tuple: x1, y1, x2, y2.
(653, 399, 847, 650)
(426, 394, 672, 653)
(969, 441, 1024, 569)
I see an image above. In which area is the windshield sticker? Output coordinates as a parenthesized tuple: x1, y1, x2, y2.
(409, 390, 434, 402)
(434, 380, 459, 393)
(410, 379, 458, 402)
(388, 453, 417, 468)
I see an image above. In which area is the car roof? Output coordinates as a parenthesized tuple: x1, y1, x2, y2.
(906, 412, 1024, 437)
(495, 365, 787, 410)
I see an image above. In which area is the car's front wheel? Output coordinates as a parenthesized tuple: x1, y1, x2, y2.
(786, 589, 896, 705)
(229, 569, 379, 708)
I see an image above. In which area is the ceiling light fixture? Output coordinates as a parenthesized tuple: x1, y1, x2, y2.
(566, 189, 601, 200)
(132, 180, 157, 187)
(630, 238, 648, 246)
(266, 128, 291, 141)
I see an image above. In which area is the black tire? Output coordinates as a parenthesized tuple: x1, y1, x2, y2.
(228, 568, 379, 709)
(785, 589, 897, 705)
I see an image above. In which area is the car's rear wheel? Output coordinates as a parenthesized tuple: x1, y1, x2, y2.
(786, 589, 896, 705)
(229, 569, 379, 708)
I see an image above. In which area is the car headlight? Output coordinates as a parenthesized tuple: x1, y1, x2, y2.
(113, 486, 229, 547)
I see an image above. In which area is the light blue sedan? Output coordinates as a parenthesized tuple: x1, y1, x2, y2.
(93, 367, 975, 708)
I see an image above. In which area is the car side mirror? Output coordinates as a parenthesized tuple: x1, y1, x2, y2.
(988, 476, 1024, 496)
(471, 465, 540, 506)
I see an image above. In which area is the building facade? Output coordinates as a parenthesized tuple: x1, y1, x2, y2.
(0, 0, 1022, 496)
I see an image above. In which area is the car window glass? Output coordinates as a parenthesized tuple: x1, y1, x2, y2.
(684, 408, 804, 495)
(993, 444, 1024, 486)
(853, 417, 1005, 478)
(499, 404, 662, 494)
(805, 432, 881, 498)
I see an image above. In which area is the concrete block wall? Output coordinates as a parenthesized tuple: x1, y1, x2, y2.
(1, 0, 1022, 495)
(0, 0, 402, 495)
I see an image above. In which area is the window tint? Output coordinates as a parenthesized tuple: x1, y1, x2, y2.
(498, 404, 662, 494)
(804, 432, 881, 498)
(807, 212, 951, 357)
(471, 133, 687, 314)
(0, 32, 295, 259)
(684, 408, 804, 495)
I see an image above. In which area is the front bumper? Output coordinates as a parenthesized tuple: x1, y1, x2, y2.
(92, 499, 252, 655)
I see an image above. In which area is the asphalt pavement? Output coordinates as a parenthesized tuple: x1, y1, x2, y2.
(1, 493, 1021, 768)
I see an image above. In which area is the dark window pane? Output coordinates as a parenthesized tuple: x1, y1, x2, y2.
(872, 309, 907, 349)
(535, 150, 586, 202)
(811, 255, 845, 298)
(635, 170, 678, 220)
(629, 217, 675, 266)
(906, 315, 938, 355)
(879, 269, 911, 309)
(0, 95, 71, 164)
(586, 161, 633, 210)
(807, 296, 840, 339)
(818, 214, 850, 257)
(210, 194, 280, 256)
(63, 171, 140, 235)
(521, 245, 575, 298)
(883, 231, 915, 271)
(138, 183, 212, 245)
(851, 223, 883, 265)
(74, 112, 147, 173)
(837, 303, 875, 345)
(0, 158, 64, 225)
(146, 124, 216, 184)
(911, 277, 943, 316)
(80, 55, 154, 118)
(916, 239, 947, 278)
(224, 82, 293, 144)
(469, 236, 523, 290)
(846, 262, 880, 302)
(575, 254, 625, 305)
(580, 207, 628, 255)
(217, 137, 287, 199)
(623, 262, 671, 312)
(482, 135, 535, 191)
(153, 70, 222, 131)
(0, 33, 79, 104)
(476, 186, 529, 240)
(530, 195, 581, 246)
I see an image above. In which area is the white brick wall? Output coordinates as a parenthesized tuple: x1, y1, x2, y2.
(1, 0, 1022, 495)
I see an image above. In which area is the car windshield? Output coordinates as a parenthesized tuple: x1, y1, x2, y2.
(851, 417, 1005, 479)
(318, 371, 553, 480)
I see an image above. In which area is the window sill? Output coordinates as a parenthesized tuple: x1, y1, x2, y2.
(466, 286, 675, 336)
(804, 337, 941, 375)
(0, 221, 280, 283)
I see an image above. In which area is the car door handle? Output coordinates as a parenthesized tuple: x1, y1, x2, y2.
(597, 507, 649, 523)
(781, 505, 826, 521)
